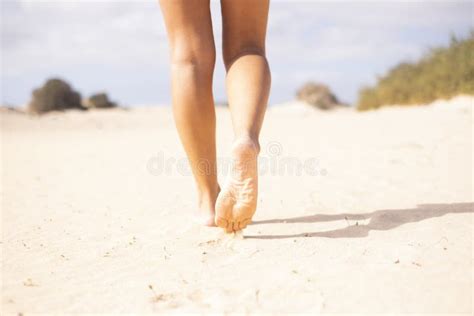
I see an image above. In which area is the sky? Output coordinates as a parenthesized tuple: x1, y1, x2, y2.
(1, 0, 473, 106)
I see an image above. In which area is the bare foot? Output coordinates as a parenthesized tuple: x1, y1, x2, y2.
(215, 137, 259, 232)
(197, 186, 220, 227)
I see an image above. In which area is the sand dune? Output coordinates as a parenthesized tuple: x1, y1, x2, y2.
(1, 96, 473, 314)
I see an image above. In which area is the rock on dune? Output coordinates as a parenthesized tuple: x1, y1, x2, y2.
(296, 82, 341, 110)
(28, 78, 84, 114)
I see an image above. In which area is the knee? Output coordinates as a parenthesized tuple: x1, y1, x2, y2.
(170, 41, 216, 72)
(223, 44, 266, 70)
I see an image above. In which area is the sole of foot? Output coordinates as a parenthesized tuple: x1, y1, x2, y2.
(215, 137, 259, 233)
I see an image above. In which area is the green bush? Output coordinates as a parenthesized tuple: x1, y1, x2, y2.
(357, 31, 474, 111)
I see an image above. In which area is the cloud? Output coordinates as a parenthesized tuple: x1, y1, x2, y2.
(2, 1, 169, 76)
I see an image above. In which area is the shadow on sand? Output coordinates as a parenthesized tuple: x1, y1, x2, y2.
(245, 202, 473, 239)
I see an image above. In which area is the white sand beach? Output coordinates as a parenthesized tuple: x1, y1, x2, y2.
(1, 96, 473, 314)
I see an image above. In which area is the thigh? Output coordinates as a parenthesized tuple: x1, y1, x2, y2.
(220, 0, 270, 64)
(159, 0, 215, 59)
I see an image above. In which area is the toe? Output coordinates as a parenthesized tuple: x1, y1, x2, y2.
(232, 221, 240, 232)
(225, 222, 235, 233)
(238, 218, 252, 230)
(215, 216, 228, 229)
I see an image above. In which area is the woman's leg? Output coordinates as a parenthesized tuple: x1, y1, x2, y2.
(215, 0, 271, 232)
(159, 0, 219, 226)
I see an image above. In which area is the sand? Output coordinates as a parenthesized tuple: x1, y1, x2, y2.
(1, 96, 473, 314)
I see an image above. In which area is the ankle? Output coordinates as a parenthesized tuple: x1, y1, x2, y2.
(197, 185, 220, 207)
(233, 135, 260, 155)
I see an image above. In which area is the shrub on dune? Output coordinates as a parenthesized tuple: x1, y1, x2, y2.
(83, 93, 117, 109)
(296, 82, 341, 110)
(357, 31, 474, 111)
(28, 78, 84, 114)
